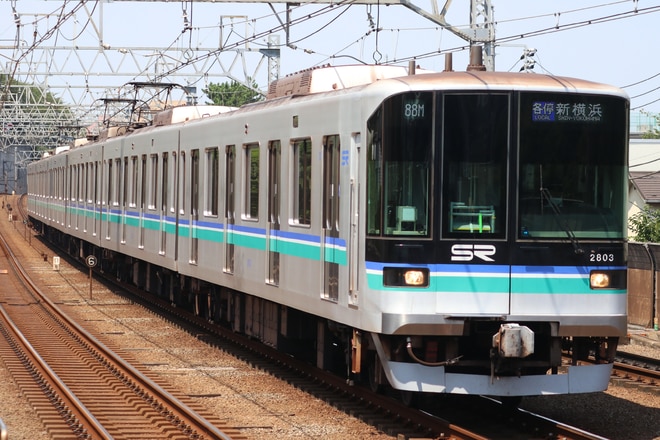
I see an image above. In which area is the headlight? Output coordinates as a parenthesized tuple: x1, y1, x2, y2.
(383, 267, 429, 287)
(404, 270, 426, 286)
(589, 270, 626, 289)
(590, 271, 610, 288)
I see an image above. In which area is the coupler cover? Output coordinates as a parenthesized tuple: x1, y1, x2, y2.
(492, 323, 534, 358)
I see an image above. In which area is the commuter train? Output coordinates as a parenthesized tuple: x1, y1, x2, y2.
(27, 53, 629, 403)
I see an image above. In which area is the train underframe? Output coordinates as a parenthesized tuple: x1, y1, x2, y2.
(37, 222, 619, 401)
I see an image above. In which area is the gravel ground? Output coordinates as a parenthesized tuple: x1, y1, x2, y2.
(1, 207, 659, 440)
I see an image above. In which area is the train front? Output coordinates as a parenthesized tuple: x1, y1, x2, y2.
(362, 73, 629, 397)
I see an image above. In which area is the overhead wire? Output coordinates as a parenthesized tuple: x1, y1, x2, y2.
(2, 1, 90, 109)
(7, 0, 660, 116)
(68, 0, 359, 121)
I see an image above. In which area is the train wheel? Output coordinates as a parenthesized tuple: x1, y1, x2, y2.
(499, 396, 522, 412)
(399, 390, 418, 408)
(367, 353, 382, 393)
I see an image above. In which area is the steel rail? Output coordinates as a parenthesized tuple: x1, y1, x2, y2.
(0, 226, 238, 440)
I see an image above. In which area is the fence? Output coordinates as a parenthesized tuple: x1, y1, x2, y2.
(628, 242, 660, 329)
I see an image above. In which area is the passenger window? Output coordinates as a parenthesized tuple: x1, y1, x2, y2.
(292, 138, 312, 226)
(205, 147, 219, 217)
(244, 143, 259, 220)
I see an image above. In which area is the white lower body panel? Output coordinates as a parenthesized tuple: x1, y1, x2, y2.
(382, 361, 613, 396)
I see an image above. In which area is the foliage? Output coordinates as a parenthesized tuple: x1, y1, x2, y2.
(629, 205, 660, 242)
(641, 128, 660, 139)
(641, 112, 660, 139)
(202, 78, 263, 107)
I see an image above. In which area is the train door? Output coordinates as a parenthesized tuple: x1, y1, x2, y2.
(121, 157, 129, 243)
(224, 145, 236, 274)
(321, 135, 340, 301)
(160, 152, 168, 254)
(105, 158, 112, 240)
(84, 162, 90, 232)
(267, 140, 281, 285)
(348, 133, 360, 306)
(93, 160, 99, 237)
(139, 154, 146, 248)
(66, 164, 73, 229)
(440, 93, 510, 315)
(190, 149, 199, 263)
(110, 158, 121, 242)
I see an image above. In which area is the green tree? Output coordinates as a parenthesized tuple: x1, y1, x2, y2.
(202, 79, 263, 107)
(629, 205, 660, 242)
(641, 112, 660, 139)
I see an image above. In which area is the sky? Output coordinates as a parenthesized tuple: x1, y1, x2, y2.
(1, 0, 659, 116)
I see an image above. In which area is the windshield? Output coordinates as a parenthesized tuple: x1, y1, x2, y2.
(367, 92, 433, 237)
(442, 93, 509, 238)
(518, 93, 628, 239)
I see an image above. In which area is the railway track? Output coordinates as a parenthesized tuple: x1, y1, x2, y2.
(9, 193, 652, 439)
(0, 201, 244, 439)
(612, 352, 660, 394)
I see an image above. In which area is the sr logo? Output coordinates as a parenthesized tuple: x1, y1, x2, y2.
(451, 244, 496, 262)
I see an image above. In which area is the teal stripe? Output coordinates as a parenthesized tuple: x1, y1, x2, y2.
(33, 200, 348, 265)
(512, 277, 626, 295)
(197, 228, 223, 242)
(324, 247, 347, 265)
(277, 240, 319, 259)
(430, 275, 509, 293)
(233, 233, 265, 250)
(367, 272, 509, 291)
(367, 270, 626, 295)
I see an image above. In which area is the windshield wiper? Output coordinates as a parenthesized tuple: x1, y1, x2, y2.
(540, 187, 584, 255)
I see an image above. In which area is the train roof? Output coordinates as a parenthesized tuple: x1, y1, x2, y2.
(267, 64, 433, 99)
(397, 70, 627, 96)
(266, 64, 627, 100)
(152, 105, 237, 126)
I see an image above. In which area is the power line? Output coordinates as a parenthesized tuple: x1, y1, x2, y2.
(622, 72, 660, 89)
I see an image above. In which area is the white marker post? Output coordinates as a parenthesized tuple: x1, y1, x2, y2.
(85, 255, 97, 299)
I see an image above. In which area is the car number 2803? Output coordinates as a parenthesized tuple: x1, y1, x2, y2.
(589, 253, 615, 263)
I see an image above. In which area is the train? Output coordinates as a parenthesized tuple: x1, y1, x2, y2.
(27, 51, 629, 405)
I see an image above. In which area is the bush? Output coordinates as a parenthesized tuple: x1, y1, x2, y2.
(629, 206, 660, 242)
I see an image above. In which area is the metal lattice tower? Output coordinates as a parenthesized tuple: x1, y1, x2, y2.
(0, 1, 280, 159)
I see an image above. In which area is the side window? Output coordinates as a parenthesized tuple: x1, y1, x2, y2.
(70, 164, 75, 202)
(114, 158, 121, 207)
(171, 152, 177, 214)
(94, 161, 100, 204)
(130, 156, 138, 208)
(107, 160, 113, 206)
(292, 138, 312, 226)
(149, 154, 158, 210)
(179, 152, 186, 215)
(86, 162, 92, 203)
(122, 157, 128, 208)
(206, 147, 219, 216)
(79, 163, 85, 202)
(244, 143, 260, 220)
(140, 154, 147, 210)
(191, 149, 200, 217)
(162, 152, 168, 213)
